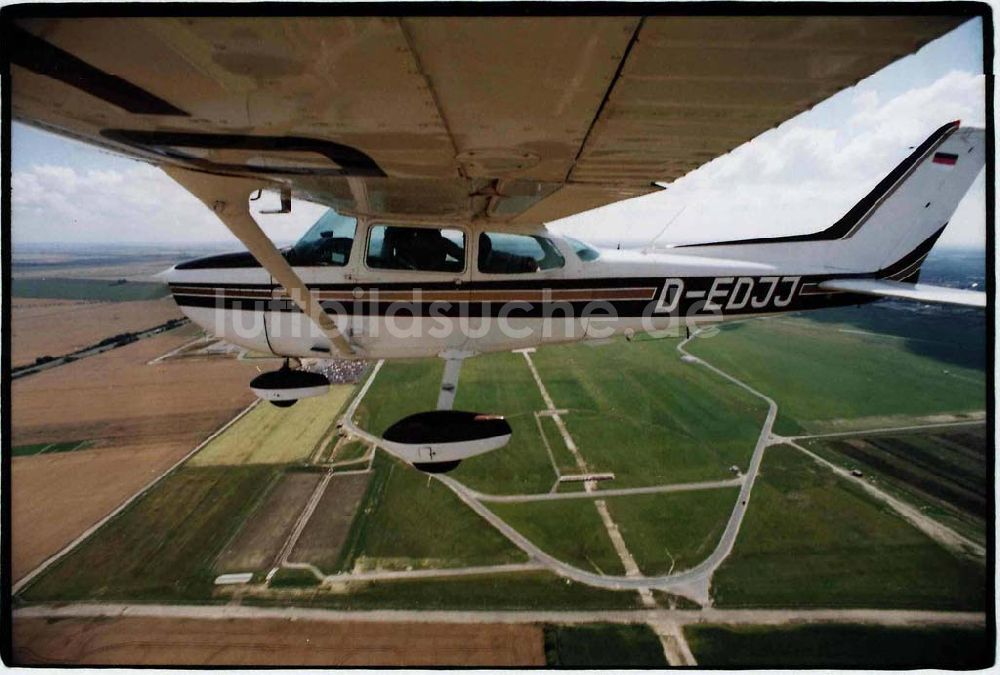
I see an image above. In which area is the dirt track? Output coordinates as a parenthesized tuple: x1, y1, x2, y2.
(12, 617, 545, 666)
(12, 297, 182, 367)
(11, 325, 258, 582)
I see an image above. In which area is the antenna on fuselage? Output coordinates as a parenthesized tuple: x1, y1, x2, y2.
(643, 205, 687, 253)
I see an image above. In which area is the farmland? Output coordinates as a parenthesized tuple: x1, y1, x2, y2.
(490, 499, 626, 575)
(803, 426, 987, 546)
(532, 338, 768, 486)
(11, 277, 170, 301)
(11, 297, 182, 367)
(215, 472, 323, 574)
(189, 385, 353, 466)
(337, 452, 526, 572)
(607, 487, 738, 574)
(12, 616, 546, 666)
(543, 623, 668, 667)
(686, 315, 985, 435)
(684, 624, 991, 668)
(11, 324, 258, 582)
(245, 570, 646, 611)
(289, 473, 371, 572)
(22, 466, 277, 602)
(711, 445, 985, 610)
(12, 439, 91, 457)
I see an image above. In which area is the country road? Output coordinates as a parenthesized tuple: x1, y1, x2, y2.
(466, 477, 742, 503)
(14, 603, 986, 628)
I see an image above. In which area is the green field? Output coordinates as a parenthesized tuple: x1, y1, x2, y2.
(490, 499, 625, 575)
(805, 426, 987, 546)
(711, 445, 985, 609)
(332, 437, 371, 463)
(351, 359, 441, 435)
(12, 440, 91, 457)
(687, 317, 985, 435)
(12, 277, 169, 301)
(337, 452, 526, 572)
(607, 487, 737, 574)
(190, 386, 352, 466)
(23, 466, 276, 602)
(543, 623, 668, 667)
(685, 624, 992, 668)
(354, 354, 555, 494)
(247, 570, 644, 611)
(531, 338, 768, 486)
(451, 352, 554, 494)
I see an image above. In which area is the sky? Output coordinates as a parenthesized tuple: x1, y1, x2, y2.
(10, 17, 988, 250)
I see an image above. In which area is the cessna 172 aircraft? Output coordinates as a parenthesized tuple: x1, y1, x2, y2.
(7, 13, 987, 472)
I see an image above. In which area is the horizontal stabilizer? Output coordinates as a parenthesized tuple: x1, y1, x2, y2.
(819, 279, 985, 308)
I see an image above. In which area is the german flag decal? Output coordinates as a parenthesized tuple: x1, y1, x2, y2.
(933, 152, 959, 166)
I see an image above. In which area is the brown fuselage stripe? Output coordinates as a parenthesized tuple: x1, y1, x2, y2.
(170, 286, 657, 303)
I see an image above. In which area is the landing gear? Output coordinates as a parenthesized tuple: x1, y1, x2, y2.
(380, 351, 512, 473)
(250, 359, 330, 407)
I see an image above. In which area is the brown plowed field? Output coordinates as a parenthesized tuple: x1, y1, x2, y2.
(215, 472, 323, 573)
(290, 472, 371, 571)
(11, 325, 258, 582)
(12, 617, 545, 666)
(12, 297, 182, 367)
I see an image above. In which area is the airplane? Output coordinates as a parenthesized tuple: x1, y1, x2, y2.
(6, 13, 988, 473)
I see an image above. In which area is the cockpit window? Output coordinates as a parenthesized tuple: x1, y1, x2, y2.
(478, 232, 565, 274)
(285, 209, 357, 267)
(566, 237, 600, 262)
(367, 225, 466, 272)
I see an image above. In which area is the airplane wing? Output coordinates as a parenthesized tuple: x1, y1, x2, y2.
(818, 279, 986, 308)
(7, 13, 972, 225)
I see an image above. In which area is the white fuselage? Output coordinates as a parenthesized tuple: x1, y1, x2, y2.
(163, 220, 875, 360)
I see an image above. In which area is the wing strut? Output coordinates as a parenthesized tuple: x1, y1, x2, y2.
(162, 167, 356, 358)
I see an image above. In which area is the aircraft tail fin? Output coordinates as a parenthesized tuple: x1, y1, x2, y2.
(837, 121, 986, 275)
(682, 121, 985, 277)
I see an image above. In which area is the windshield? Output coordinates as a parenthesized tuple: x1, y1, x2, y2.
(285, 209, 357, 267)
(566, 237, 600, 262)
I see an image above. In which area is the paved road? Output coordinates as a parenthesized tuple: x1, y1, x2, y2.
(321, 562, 546, 583)
(14, 603, 985, 628)
(467, 477, 742, 503)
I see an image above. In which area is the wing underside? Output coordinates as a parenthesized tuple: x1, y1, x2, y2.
(8, 14, 970, 225)
(819, 278, 986, 308)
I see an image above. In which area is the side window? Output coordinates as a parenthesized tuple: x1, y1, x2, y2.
(566, 237, 601, 262)
(478, 232, 565, 274)
(366, 225, 466, 272)
(285, 209, 356, 267)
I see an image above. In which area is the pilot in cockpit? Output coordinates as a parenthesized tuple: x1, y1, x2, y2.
(386, 227, 464, 271)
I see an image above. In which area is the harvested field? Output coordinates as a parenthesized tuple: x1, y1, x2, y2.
(12, 323, 257, 448)
(215, 472, 323, 573)
(11, 441, 195, 582)
(12, 617, 545, 666)
(190, 386, 353, 466)
(11, 325, 258, 583)
(290, 472, 371, 571)
(12, 297, 182, 367)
